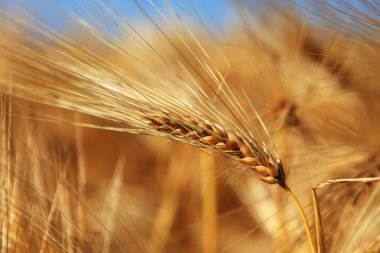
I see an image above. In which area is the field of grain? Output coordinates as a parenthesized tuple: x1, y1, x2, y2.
(0, 1, 379, 252)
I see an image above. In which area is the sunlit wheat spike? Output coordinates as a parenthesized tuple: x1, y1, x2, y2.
(0, 1, 287, 188)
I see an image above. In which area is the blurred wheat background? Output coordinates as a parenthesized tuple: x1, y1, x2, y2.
(0, 0, 379, 252)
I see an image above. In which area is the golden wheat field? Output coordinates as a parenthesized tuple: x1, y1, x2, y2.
(0, 0, 379, 252)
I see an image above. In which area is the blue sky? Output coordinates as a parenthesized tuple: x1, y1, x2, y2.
(1, 0, 376, 35)
(1, 0, 238, 33)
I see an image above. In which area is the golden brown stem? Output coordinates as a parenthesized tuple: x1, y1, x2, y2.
(312, 189, 326, 253)
(286, 188, 317, 253)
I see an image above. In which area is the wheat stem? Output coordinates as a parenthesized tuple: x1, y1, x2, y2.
(315, 177, 380, 189)
(312, 189, 326, 253)
(286, 188, 317, 253)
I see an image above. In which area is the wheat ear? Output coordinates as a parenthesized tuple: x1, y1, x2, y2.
(148, 114, 287, 188)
